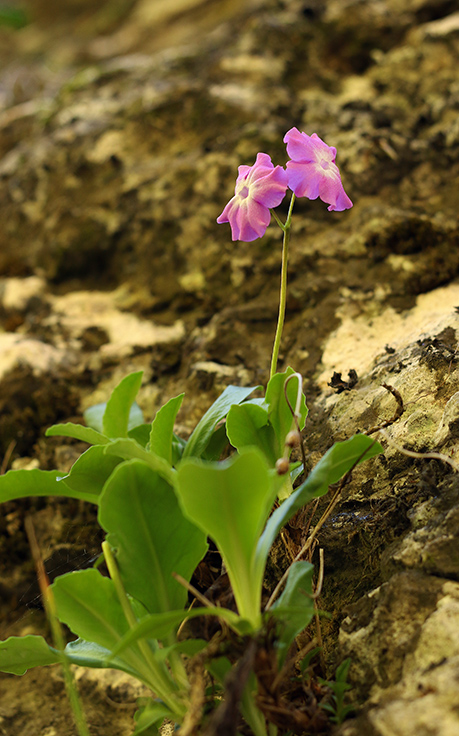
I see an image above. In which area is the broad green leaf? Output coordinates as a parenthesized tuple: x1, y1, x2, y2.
(172, 433, 187, 465)
(200, 423, 229, 461)
(265, 367, 308, 456)
(0, 7, 28, 29)
(112, 606, 247, 658)
(0, 635, 60, 675)
(127, 402, 144, 431)
(102, 371, 144, 438)
(61, 445, 123, 498)
(270, 561, 314, 663)
(226, 403, 277, 465)
(134, 699, 174, 735)
(256, 435, 384, 571)
(291, 462, 304, 483)
(98, 460, 208, 616)
(128, 423, 152, 447)
(182, 384, 258, 459)
(45, 422, 108, 445)
(0, 468, 97, 504)
(52, 569, 132, 650)
(87, 400, 148, 436)
(206, 655, 231, 684)
(64, 638, 143, 678)
(103, 438, 176, 487)
(149, 394, 184, 464)
(51, 568, 153, 682)
(176, 448, 281, 628)
(84, 403, 106, 434)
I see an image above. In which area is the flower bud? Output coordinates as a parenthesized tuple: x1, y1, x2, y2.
(276, 458, 290, 475)
(285, 430, 301, 448)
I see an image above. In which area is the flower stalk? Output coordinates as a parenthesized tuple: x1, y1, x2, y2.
(269, 193, 296, 379)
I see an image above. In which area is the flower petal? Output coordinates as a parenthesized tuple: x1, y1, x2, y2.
(251, 169, 288, 208)
(286, 161, 320, 199)
(285, 129, 352, 211)
(217, 152, 287, 241)
(237, 198, 271, 241)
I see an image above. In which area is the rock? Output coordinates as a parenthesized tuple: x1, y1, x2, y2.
(44, 289, 185, 361)
(339, 579, 459, 736)
(0, 333, 68, 380)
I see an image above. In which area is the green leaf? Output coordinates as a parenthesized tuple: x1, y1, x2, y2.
(51, 568, 150, 681)
(100, 372, 144, 438)
(257, 435, 383, 567)
(61, 445, 123, 498)
(182, 385, 258, 459)
(84, 403, 106, 434)
(111, 606, 247, 658)
(171, 433, 187, 464)
(265, 367, 308, 456)
(45, 422, 109, 445)
(103, 438, 176, 487)
(127, 402, 144, 430)
(98, 460, 208, 616)
(200, 423, 229, 461)
(176, 448, 281, 628)
(128, 423, 152, 447)
(0, 468, 97, 504)
(206, 655, 232, 684)
(226, 403, 277, 465)
(52, 569, 132, 650)
(0, 635, 60, 675)
(134, 698, 176, 735)
(0, 7, 28, 29)
(271, 561, 314, 663)
(64, 639, 143, 678)
(149, 394, 184, 464)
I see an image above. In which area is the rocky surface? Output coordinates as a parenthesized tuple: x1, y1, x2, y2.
(0, 0, 459, 734)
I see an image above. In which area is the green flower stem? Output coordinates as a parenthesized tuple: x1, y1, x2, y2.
(102, 542, 187, 719)
(269, 193, 296, 380)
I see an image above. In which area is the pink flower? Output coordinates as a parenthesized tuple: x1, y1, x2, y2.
(217, 153, 288, 242)
(284, 128, 353, 211)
